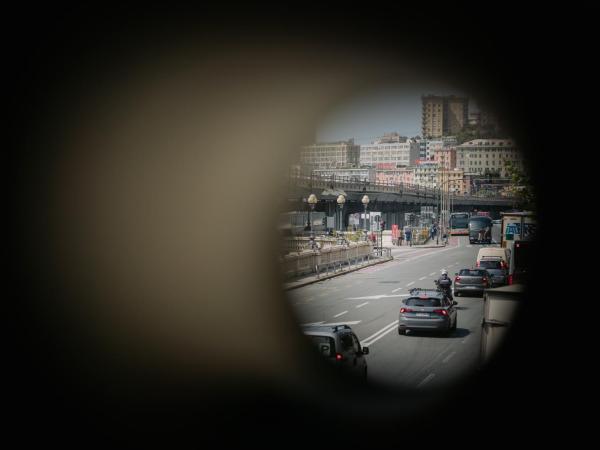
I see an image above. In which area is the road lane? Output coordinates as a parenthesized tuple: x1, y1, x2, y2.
(287, 235, 491, 388)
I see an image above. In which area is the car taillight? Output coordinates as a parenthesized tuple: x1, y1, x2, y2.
(433, 309, 448, 316)
(455, 276, 461, 282)
(335, 353, 344, 361)
(400, 308, 413, 313)
(508, 274, 513, 285)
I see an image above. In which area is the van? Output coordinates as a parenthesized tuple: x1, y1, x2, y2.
(476, 247, 510, 269)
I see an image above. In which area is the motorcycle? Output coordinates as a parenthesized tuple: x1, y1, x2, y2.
(434, 279, 454, 302)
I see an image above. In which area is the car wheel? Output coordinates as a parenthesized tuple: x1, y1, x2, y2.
(455, 291, 460, 297)
(398, 328, 406, 335)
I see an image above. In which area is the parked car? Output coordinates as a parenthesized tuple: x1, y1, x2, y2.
(476, 258, 507, 287)
(454, 268, 491, 297)
(302, 324, 369, 379)
(398, 288, 458, 335)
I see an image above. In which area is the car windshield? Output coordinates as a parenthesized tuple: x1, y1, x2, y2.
(479, 260, 502, 269)
(459, 269, 487, 277)
(405, 297, 442, 307)
(307, 335, 335, 357)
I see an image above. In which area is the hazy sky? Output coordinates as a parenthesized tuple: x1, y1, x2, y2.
(316, 83, 476, 145)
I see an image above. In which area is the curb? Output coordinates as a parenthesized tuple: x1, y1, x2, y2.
(283, 256, 394, 291)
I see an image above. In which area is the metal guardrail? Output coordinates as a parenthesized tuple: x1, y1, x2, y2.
(281, 241, 392, 280)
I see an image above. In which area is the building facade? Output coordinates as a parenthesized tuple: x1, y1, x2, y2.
(360, 137, 419, 168)
(422, 95, 469, 138)
(413, 160, 440, 189)
(300, 139, 360, 169)
(455, 139, 522, 178)
(433, 147, 457, 170)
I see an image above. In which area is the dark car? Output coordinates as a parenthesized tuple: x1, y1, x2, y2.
(302, 324, 369, 379)
(454, 268, 490, 297)
(398, 288, 458, 335)
(468, 216, 492, 244)
(476, 258, 507, 287)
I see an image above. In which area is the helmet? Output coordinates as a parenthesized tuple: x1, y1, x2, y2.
(441, 269, 448, 275)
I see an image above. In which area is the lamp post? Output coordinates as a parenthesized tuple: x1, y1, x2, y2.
(307, 193, 318, 249)
(361, 194, 370, 240)
(336, 194, 346, 232)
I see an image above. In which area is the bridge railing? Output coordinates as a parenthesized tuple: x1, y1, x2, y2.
(289, 174, 518, 203)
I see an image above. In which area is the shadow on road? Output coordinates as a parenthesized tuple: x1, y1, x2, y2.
(450, 328, 471, 338)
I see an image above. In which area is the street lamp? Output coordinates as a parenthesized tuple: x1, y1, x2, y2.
(336, 194, 346, 232)
(361, 194, 370, 239)
(307, 193, 318, 249)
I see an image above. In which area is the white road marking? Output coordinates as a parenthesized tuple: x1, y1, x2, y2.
(429, 272, 436, 276)
(346, 294, 409, 300)
(419, 276, 426, 280)
(442, 351, 456, 363)
(392, 287, 403, 293)
(361, 320, 399, 343)
(333, 311, 348, 318)
(406, 281, 415, 286)
(356, 302, 369, 308)
(362, 324, 398, 346)
(417, 373, 436, 388)
(302, 321, 362, 327)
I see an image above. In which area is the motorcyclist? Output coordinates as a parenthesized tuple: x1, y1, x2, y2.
(436, 269, 453, 301)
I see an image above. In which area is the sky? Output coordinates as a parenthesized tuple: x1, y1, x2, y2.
(316, 83, 476, 145)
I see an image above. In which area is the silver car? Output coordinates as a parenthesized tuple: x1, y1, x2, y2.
(398, 288, 458, 335)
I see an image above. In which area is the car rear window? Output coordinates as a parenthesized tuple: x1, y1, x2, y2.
(307, 335, 335, 357)
(459, 269, 487, 276)
(405, 297, 442, 307)
(479, 260, 502, 269)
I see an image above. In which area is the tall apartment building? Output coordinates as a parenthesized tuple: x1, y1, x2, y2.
(422, 95, 469, 138)
(375, 164, 415, 186)
(300, 139, 360, 169)
(360, 137, 419, 168)
(455, 139, 521, 178)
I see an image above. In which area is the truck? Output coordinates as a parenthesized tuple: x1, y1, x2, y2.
(500, 211, 536, 285)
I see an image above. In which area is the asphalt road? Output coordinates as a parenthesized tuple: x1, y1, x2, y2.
(287, 224, 502, 390)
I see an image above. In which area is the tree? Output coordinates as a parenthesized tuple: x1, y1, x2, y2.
(504, 161, 535, 210)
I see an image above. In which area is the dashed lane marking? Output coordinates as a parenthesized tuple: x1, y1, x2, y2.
(333, 311, 348, 318)
(361, 320, 399, 346)
(442, 352, 456, 363)
(417, 373, 436, 388)
(406, 281, 415, 287)
(356, 302, 369, 308)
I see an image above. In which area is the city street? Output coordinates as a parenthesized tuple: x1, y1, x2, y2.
(288, 224, 502, 389)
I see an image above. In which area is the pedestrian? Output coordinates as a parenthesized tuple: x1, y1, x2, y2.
(405, 227, 412, 247)
(398, 233, 403, 246)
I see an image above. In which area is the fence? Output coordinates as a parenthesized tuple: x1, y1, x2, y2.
(281, 241, 386, 280)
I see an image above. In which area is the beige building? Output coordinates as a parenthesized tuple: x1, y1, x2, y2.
(438, 168, 468, 195)
(300, 139, 360, 169)
(422, 95, 469, 138)
(456, 139, 522, 178)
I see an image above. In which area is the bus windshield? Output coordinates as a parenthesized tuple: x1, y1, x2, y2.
(450, 213, 469, 228)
